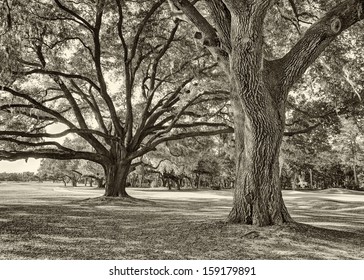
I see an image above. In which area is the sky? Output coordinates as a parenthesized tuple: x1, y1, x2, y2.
(0, 159, 40, 173)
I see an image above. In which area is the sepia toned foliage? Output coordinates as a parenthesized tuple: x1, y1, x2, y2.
(1, 0, 364, 227)
(0, 0, 232, 197)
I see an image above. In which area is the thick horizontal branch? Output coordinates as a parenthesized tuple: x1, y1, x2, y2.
(0, 137, 73, 152)
(0, 149, 108, 164)
(173, 122, 231, 129)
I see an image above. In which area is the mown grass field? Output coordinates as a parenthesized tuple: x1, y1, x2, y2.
(0, 182, 363, 259)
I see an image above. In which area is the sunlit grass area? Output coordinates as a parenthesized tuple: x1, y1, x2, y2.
(0, 182, 363, 259)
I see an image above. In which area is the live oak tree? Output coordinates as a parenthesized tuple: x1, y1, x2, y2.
(0, 0, 231, 197)
(170, 0, 364, 225)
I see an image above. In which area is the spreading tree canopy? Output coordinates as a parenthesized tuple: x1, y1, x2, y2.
(0, 0, 232, 197)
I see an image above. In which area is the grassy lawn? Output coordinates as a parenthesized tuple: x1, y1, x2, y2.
(0, 182, 363, 259)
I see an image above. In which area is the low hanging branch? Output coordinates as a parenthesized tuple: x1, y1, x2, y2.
(0, 149, 108, 164)
(0, 137, 75, 152)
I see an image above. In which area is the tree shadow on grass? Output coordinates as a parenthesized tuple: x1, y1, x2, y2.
(285, 196, 364, 234)
(1, 186, 363, 259)
(1, 199, 364, 260)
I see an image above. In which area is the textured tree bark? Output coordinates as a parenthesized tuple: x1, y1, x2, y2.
(225, 1, 293, 226)
(104, 161, 131, 197)
(229, 91, 292, 225)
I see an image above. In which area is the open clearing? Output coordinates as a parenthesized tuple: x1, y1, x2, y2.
(0, 182, 363, 259)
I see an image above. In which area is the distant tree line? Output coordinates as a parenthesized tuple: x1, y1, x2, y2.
(0, 172, 36, 182)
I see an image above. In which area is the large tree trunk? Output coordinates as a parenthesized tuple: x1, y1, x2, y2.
(228, 92, 292, 225)
(226, 3, 293, 226)
(104, 161, 131, 197)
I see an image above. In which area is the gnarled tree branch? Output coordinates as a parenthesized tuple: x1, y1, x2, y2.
(279, 0, 364, 94)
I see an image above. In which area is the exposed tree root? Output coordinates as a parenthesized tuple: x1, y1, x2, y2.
(75, 195, 157, 206)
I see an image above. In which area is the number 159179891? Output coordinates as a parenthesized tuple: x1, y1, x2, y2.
(202, 267, 256, 276)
